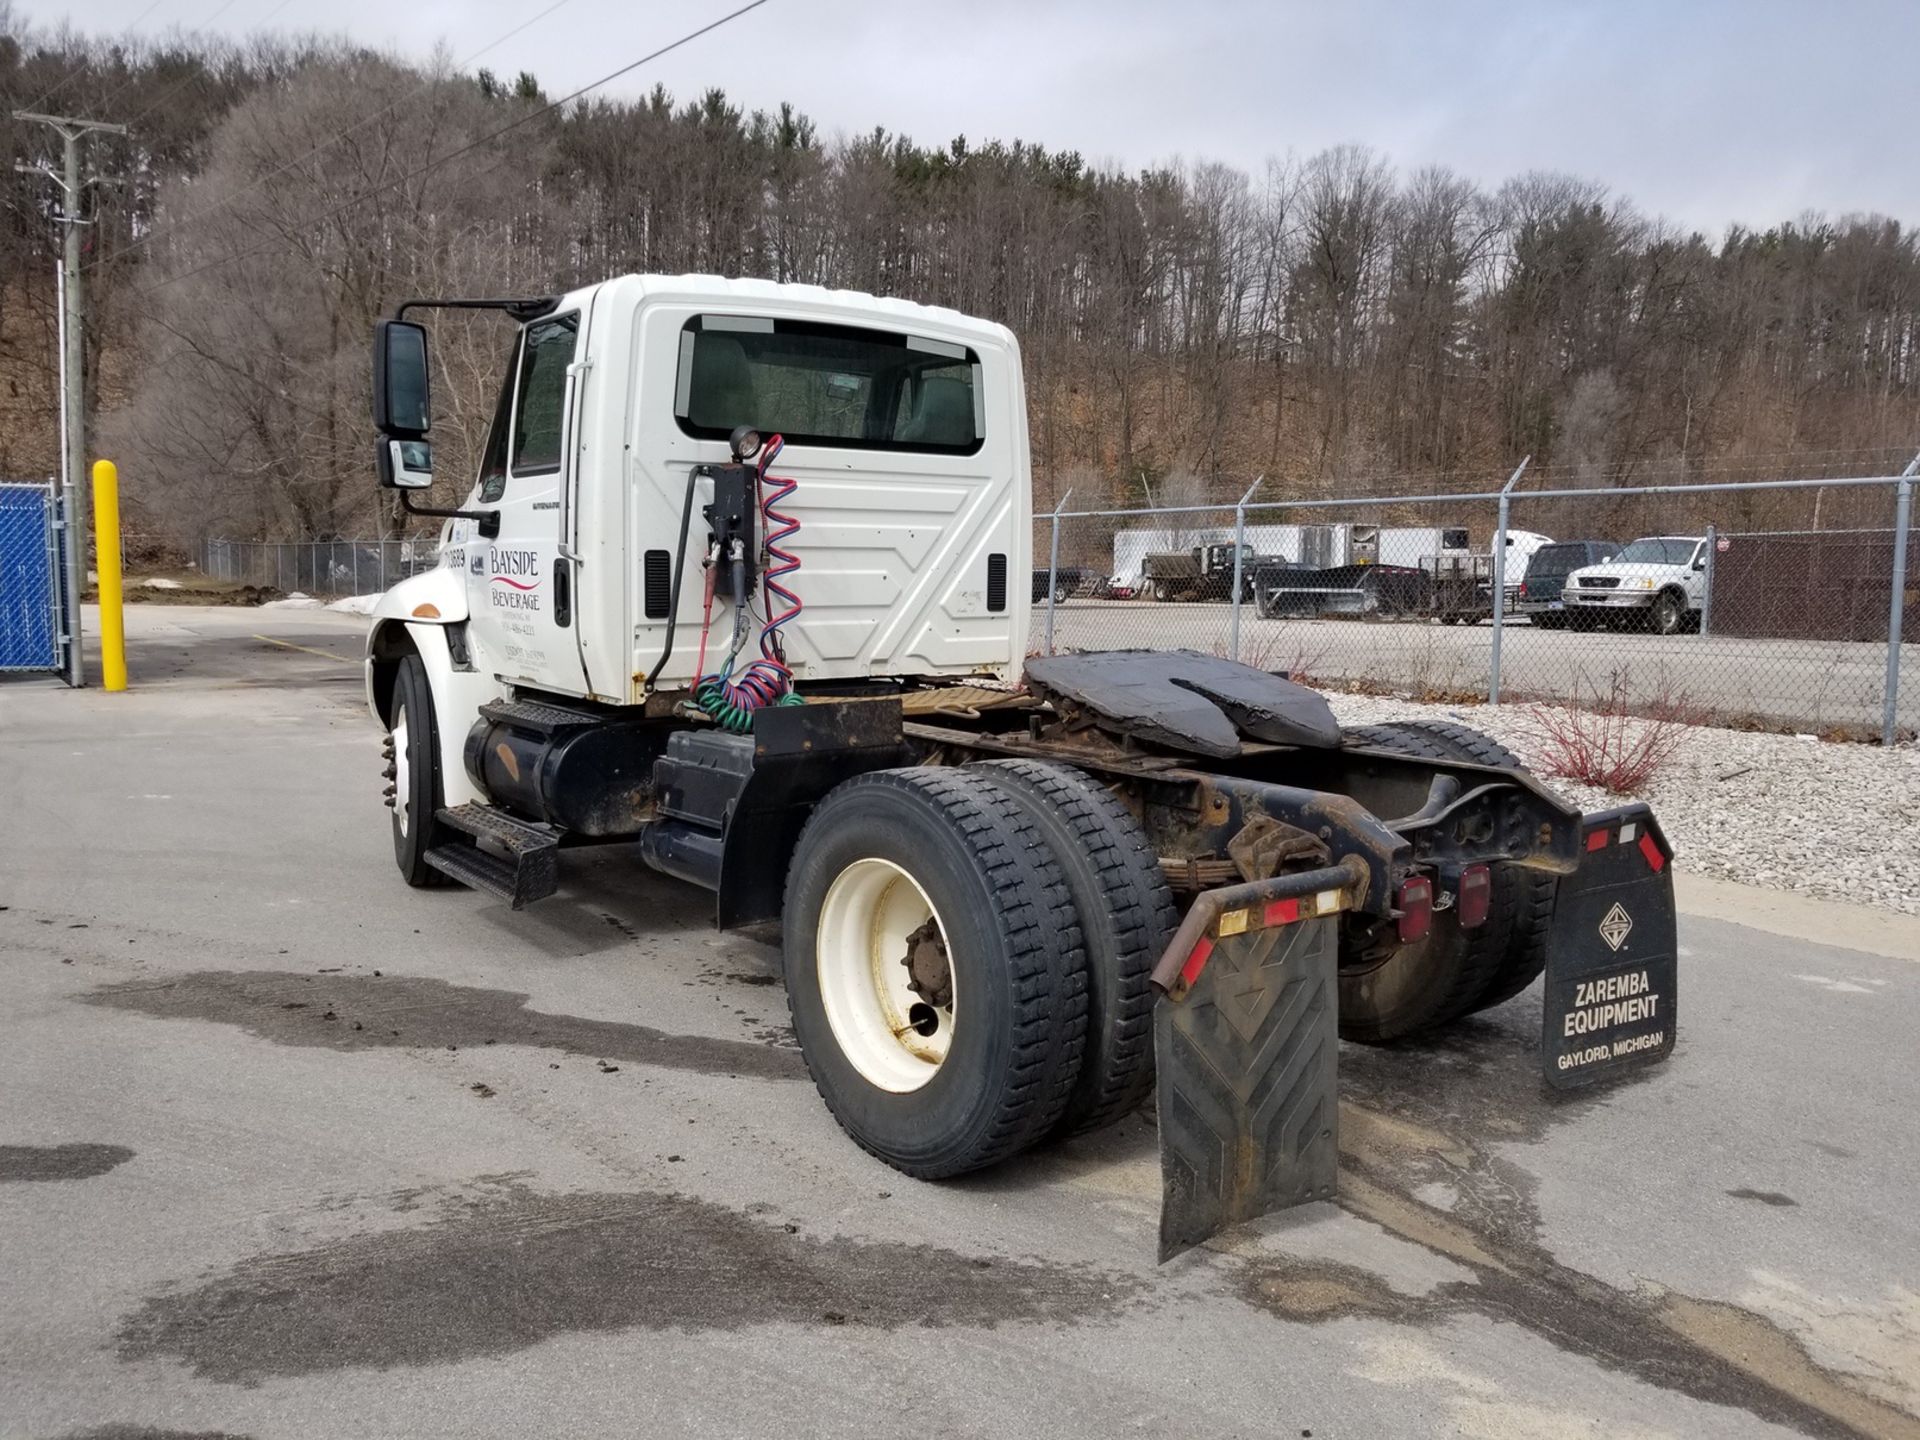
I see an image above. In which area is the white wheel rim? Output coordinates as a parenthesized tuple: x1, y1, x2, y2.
(816, 858, 954, 1093)
(391, 706, 412, 837)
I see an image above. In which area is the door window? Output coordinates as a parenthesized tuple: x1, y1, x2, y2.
(509, 314, 580, 477)
(474, 345, 517, 504)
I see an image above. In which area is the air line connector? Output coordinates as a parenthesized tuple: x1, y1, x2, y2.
(702, 464, 758, 599)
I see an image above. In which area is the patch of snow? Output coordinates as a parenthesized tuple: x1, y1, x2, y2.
(140, 577, 184, 590)
(260, 591, 323, 610)
(325, 593, 382, 616)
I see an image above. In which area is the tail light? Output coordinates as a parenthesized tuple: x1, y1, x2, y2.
(1457, 864, 1492, 929)
(1396, 875, 1433, 943)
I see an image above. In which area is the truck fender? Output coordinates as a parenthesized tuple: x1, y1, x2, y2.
(363, 563, 473, 725)
(371, 566, 469, 627)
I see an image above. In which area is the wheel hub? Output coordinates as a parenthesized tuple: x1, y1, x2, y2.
(901, 917, 953, 1009)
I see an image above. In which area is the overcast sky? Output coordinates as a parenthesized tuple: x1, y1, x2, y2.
(28, 0, 1920, 236)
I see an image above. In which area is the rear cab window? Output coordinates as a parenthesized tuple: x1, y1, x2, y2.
(673, 315, 984, 454)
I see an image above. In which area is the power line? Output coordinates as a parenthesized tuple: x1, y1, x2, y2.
(96, 0, 577, 270)
(130, 0, 771, 300)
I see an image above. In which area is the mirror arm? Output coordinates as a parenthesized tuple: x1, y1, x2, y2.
(400, 490, 499, 540)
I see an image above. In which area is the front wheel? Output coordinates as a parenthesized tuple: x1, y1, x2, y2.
(1651, 590, 1686, 636)
(1052, 582, 1071, 605)
(782, 768, 1088, 1179)
(386, 652, 449, 887)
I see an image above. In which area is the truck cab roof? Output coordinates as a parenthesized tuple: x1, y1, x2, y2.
(558, 273, 1019, 352)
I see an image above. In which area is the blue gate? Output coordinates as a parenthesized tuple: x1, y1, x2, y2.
(0, 482, 65, 672)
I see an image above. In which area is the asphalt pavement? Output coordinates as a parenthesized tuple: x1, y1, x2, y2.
(2, 604, 1917, 1440)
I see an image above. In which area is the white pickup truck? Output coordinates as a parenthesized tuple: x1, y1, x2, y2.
(1562, 535, 1708, 634)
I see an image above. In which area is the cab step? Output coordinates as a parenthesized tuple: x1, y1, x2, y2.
(424, 803, 561, 909)
(478, 697, 600, 737)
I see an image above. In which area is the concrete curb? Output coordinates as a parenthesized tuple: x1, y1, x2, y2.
(1676, 872, 1920, 963)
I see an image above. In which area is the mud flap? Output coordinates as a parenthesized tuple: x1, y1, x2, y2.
(1543, 803, 1677, 1090)
(1150, 868, 1356, 1262)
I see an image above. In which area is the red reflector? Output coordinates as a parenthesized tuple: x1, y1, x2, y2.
(1263, 897, 1301, 928)
(1457, 864, 1492, 929)
(1397, 876, 1433, 944)
(1586, 829, 1609, 852)
(1638, 832, 1667, 873)
(1180, 937, 1214, 989)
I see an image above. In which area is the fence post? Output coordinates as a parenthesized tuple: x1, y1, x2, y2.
(1043, 487, 1073, 656)
(1700, 523, 1716, 639)
(1882, 452, 1919, 745)
(1228, 474, 1264, 663)
(1487, 455, 1531, 705)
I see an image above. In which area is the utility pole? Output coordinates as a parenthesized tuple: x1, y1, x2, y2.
(14, 111, 127, 688)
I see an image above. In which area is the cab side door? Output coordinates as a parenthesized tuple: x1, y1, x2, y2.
(466, 311, 590, 694)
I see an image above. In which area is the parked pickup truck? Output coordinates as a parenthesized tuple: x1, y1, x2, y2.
(1563, 536, 1707, 634)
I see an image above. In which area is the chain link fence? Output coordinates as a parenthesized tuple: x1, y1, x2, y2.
(199, 537, 441, 597)
(1035, 465, 1918, 743)
(1, 481, 65, 672)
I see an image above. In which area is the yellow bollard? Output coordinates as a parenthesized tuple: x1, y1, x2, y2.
(92, 459, 127, 692)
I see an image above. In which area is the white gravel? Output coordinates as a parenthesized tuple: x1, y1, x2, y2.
(1322, 690, 1920, 917)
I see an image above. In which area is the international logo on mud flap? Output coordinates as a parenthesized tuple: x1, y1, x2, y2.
(1598, 902, 1633, 952)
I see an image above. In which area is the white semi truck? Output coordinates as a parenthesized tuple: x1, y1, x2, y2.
(364, 275, 1678, 1256)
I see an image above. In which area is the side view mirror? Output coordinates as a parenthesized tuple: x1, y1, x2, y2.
(373, 319, 431, 438)
(376, 438, 434, 491)
(1692, 556, 1706, 571)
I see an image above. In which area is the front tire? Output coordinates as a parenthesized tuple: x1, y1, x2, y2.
(387, 653, 449, 888)
(1652, 590, 1686, 635)
(782, 768, 1089, 1179)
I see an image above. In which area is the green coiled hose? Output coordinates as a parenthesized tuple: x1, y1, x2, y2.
(694, 677, 805, 734)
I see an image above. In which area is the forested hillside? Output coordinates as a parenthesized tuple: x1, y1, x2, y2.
(5, 13, 1919, 540)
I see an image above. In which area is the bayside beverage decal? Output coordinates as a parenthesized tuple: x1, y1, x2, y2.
(489, 549, 542, 610)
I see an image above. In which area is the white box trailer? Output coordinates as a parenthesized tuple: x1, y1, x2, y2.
(1112, 522, 1488, 584)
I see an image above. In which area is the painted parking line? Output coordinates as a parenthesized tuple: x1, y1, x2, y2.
(251, 634, 359, 664)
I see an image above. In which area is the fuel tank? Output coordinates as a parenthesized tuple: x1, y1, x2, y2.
(464, 698, 665, 836)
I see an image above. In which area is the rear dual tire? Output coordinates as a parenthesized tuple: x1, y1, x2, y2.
(1335, 721, 1556, 1042)
(782, 762, 1174, 1181)
(782, 768, 1089, 1179)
